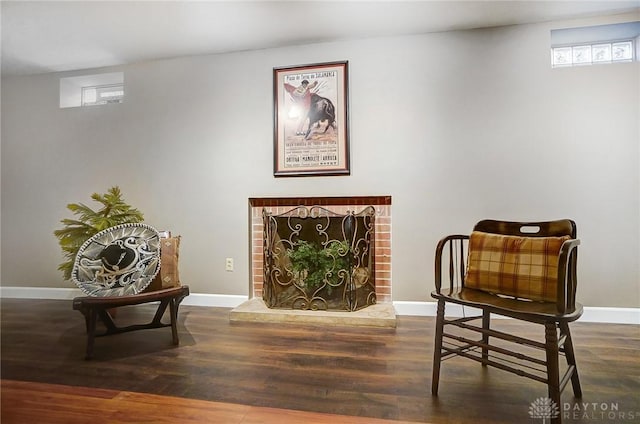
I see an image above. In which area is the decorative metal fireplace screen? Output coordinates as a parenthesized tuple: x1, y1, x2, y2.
(263, 206, 376, 311)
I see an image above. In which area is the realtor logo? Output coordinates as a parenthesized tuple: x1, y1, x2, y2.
(529, 397, 560, 423)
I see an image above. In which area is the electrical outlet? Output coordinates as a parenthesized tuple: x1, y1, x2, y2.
(225, 258, 234, 272)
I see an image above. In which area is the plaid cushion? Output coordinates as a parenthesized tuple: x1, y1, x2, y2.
(465, 231, 570, 302)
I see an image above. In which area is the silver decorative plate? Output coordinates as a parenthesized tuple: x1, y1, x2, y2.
(72, 223, 161, 297)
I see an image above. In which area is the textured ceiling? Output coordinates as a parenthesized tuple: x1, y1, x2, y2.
(2, 0, 639, 76)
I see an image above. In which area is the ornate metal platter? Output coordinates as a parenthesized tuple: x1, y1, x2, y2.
(72, 223, 161, 297)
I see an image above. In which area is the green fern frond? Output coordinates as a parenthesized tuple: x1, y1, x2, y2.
(54, 186, 145, 281)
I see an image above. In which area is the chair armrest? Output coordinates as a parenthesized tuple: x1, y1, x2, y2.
(556, 239, 580, 314)
(434, 235, 469, 293)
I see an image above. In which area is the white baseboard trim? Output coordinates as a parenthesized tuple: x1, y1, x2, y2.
(1, 287, 638, 325)
(0, 286, 84, 300)
(182, 293, 247, 308)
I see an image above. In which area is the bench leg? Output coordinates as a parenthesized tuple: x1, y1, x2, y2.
(97, 309, 118, 334)
(170, 297, 179, 345)
(151, 299, 170, 326)
(86, 308, 97, 360)
(432, 299, 445, 396)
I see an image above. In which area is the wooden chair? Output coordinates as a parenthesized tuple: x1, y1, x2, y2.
(431, 220, 582, 424)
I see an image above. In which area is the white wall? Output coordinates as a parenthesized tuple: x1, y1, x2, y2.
(2, 12, 638, 307)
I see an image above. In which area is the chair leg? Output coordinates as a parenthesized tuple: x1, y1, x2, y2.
(432, 299, 445, 396)
(545, 322, 562, 424)
(482, 310, 490, 366)
(559, 321, 582, 398)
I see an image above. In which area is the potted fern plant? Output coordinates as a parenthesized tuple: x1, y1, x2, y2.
(286, 239, 350, 295)
(54, 186, 144, 281)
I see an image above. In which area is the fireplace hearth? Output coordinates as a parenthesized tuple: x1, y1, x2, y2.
(232, 196, 394, 327)
(263, 205, 376, 312)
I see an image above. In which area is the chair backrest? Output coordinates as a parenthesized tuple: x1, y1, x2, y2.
(465, 220, 577, 303)
(473, 219, 576, 239)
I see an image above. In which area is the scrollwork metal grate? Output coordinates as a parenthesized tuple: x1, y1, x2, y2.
(263, 205, 376, 311)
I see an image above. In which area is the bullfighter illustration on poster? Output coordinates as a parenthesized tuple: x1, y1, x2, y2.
(273, 61, 350, 177)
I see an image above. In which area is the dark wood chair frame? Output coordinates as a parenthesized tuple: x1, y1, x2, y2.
(73, 285, 190, 359)
(431, 220, 582, 424)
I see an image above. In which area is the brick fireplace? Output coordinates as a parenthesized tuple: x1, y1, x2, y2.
(249, 196, 392, 304)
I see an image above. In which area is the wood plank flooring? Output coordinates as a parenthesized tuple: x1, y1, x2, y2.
(1, 380, 419, 424)
(1, 298, 639, 423)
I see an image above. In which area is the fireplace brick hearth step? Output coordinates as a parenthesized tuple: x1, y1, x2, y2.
(229, 298, 397, 328)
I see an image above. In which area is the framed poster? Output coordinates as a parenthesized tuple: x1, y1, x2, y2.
(273, 61, 350, 177)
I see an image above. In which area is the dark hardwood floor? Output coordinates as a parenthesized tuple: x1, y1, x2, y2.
(1, 298, 639, 423)
(1, 379, 419, 424)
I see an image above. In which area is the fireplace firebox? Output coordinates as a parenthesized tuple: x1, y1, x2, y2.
(262, 205, 376, 311)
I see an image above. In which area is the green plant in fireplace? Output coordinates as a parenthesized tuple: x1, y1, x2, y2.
(53, 186, 144, 280)
(286, 239, 350, 292)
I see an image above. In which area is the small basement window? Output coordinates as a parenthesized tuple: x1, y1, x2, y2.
(60, 72, 124, 108)
(551, 21, 640, 68)
(82, 84, 124, 106)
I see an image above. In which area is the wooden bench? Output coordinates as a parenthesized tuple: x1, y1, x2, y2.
(431, 220, 582, 424)
(73, 285, 190, 359)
